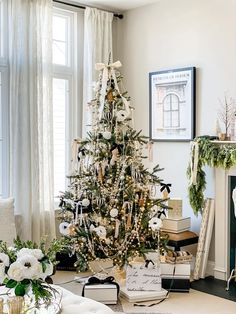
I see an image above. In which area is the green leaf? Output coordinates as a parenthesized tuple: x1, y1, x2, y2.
(15, 284, 26, 296)
(21, 279, 31, 286)
(3, 277, 9, 285)
(41, 260, 47, 272)
(6, 279, 17, 288)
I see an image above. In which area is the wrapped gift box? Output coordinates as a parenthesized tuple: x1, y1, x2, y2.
(126, 261, 161, 291)
(160, 262, 191, 292)
(120, 286, 168, 302)
(161, 217, 191, 233)
(162, 278, 190, 292)
(83, 284, 118, 304)
(160, 262, 191, 277)
(168, 199, 183, 218)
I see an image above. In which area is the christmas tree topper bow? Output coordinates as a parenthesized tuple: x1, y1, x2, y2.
(95, 61, 130, 120)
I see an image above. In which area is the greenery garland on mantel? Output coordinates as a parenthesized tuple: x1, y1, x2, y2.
(187, 136, 236, 215)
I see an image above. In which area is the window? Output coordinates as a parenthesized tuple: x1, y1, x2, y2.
(163, 93, 180, 128)
(52, 4, 83, 199)
(53, 12, 71, 66)
(0, 0, 9, 197)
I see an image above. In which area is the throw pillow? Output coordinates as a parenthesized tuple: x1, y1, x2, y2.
(0, 197, 16, 245)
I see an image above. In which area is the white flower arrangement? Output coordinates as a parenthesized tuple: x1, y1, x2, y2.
(0, 237, 66, 305)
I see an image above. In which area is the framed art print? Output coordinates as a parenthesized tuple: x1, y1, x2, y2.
(149, 67, 196, 141)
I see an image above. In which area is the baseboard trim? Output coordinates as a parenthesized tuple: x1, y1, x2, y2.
(214, 266, 227, 280)
(205, 260, 215, 277)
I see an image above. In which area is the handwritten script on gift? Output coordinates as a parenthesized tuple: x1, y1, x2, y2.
(126, 264, 162, 291)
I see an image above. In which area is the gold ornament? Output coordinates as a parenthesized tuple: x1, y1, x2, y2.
(126, 213, 132, 229)
(68, 224, 77, 236)
(106, 89, 114, 103)
(139, 198, 144, 206)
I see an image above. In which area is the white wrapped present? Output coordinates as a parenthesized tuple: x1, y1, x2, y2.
(126, 260, 161, 291)
(82, 276, 119, 304)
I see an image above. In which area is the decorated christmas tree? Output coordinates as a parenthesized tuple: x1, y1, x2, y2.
(58, 61, 169, 271)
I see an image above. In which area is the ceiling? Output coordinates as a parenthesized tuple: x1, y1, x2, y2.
(71, 0, 161, 12)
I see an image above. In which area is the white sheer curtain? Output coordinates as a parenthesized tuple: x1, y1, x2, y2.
(83, 7, 113, 136)
(8, 0, 56, 243)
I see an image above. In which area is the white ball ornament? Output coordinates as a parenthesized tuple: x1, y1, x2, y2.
(82, 198, 90, 207)
(103, 131, 112, 140)
(110, 208, 118, 218)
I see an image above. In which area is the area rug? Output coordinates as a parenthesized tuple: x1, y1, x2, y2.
(112, 289, 236, 314)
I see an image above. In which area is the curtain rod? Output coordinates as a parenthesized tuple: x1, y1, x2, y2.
(53, 0, 124, 19)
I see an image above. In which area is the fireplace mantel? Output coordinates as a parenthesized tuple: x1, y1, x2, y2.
(188, 138, 236, 280)
(214, 166, 236, 280)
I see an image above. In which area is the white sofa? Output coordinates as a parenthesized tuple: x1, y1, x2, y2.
(0, 197, 16, 245)
(0, 285, 115, 314)
(58, 286, 115, 314)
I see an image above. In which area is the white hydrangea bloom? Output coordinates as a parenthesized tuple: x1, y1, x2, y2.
(17, 255, 41, 280)
(0, 252, 10, 267)
(17, 248, 44, 260)
(0, 263, 6, 284)
(31, 249, 44, 260)
(8, 261, 25, 282)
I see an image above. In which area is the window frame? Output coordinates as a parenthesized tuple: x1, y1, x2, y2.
(0, 0, 8, 63)
(163, 93, 180, 128)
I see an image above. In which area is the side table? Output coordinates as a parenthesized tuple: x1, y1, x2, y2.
(165, 230, 199, 251)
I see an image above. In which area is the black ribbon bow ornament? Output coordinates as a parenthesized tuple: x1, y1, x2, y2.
(82, 276, 120, 297)
(157, 208, 166, 219)
(160, 183, 172, 194)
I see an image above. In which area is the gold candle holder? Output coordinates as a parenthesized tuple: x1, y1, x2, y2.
(7, 296, 24, 314)
(0, 297, 3, 314)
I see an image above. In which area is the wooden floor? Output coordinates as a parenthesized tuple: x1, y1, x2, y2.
(191, 276, 236, 302)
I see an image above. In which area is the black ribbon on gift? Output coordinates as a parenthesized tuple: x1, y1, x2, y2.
(160, 183, 172, 194)
(82, 276, 120, 297)
(145, 259, 155, 268)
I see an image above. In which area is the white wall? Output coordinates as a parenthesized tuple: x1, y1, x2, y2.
(115, 0, 236, 242)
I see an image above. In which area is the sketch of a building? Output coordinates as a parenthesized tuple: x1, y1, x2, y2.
(155, 80, 187, 136)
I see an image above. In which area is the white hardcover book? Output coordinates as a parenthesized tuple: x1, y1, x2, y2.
(161, 217, 191, 233)
(160, 263, 191, 277)
(120, 286, 168, 302)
